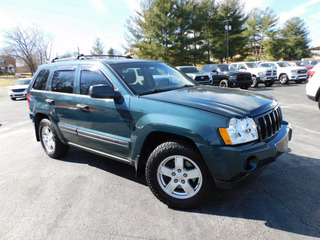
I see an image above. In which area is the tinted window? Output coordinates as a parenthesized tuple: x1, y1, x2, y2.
(217, 64, 229, 72)
(32, 69, 50, 90)
(80, 69, 112, 95)
(51, 70, 75, 93)
(179, 67, 200, 73)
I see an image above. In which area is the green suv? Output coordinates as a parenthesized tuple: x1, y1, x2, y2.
(27, 55, 292, 209)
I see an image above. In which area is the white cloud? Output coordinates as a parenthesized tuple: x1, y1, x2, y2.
(89, 0, 107, 12)
(279, 0, 320, 23)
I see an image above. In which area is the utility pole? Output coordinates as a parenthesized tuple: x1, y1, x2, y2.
(224, 20, 232, 63)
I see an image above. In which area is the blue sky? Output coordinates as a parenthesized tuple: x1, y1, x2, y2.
(0, 0, 319, 58)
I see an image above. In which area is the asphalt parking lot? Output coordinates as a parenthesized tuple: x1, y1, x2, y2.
(0, 82, 319, 240)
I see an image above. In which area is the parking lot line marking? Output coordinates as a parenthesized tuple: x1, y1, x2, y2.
(291, 124, 320, 135)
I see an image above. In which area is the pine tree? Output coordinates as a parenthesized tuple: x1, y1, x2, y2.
(90, 38, 104, 55)
(279, 17, 311, 60)
(244, 7, 278, 61)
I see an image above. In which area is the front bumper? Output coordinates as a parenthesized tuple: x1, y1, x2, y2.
(199, 121, 292, 189)
(258, 76, 277, 82)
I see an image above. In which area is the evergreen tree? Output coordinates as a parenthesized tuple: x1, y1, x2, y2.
(209, 0, 247, 63)
(279, 17, 311, 60)
(244, 7, 278, 61)
(107, 47, 115, 55)
(90, 38, 104, 55)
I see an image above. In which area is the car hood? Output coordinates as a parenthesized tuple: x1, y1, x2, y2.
(9, 84, 30, 90)
(142, 86, 277, 118)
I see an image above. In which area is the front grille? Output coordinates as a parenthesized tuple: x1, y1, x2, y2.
(256, 106, 282, 141)
(298, 70, 307, 74)
(12, 89, 25, 92)
(266, 70, 277, 76)
(195, 75, 210, 81)
(237, 73, 251, 81)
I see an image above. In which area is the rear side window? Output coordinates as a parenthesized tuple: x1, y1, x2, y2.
(80, 69, 112, 95)
(32, 69, 50, 90)
(51, 70, 75, 93)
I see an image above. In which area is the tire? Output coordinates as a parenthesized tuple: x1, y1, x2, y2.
(279, 74, 289, 84)
(264, 82, 274, 87)
(219, 79, 229, 88)
(39, 118, 69, 158)
(251, 76, 259, 88)
(11, 97, 16, 101)
(145, 140, 213, 209)
(318, 98, 320, 110)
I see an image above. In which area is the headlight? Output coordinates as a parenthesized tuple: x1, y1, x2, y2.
(219, 117, 259, 145)
(291, 70, 297, 73)
(229, 75, 237, 80)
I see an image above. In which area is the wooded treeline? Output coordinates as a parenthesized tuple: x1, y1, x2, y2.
(126, 0, 311, 65)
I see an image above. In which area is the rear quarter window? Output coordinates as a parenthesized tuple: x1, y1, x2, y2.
(32, 69, 50, 90)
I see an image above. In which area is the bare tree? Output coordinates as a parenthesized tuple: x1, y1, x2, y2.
(3, 25, 54, 75)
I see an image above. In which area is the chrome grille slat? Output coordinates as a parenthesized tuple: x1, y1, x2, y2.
(256, 106, 282, 141)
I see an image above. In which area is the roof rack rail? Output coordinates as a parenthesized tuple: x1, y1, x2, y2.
(51, 57, 77, 63)
(51, 54, 133, 63)
(77, 54, 133, 59)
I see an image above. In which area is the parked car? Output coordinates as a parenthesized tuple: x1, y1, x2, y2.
(306, 62, 320, 109)
(176, 66, 211, 85)
(201, 64, 252, 89)
(265, 61, 308, 84)
(287, 60, 313, 71)
(8, 78, 32, 100)
(28, 56, 292, 209)
(310, 59, 320, 66)
(231, 62, 277, 87)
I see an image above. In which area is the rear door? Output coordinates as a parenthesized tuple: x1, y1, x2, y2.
(46, 65, 78, 143)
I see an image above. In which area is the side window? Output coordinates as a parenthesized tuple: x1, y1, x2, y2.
(32, 69, 50, 90)
(51, 70, 75, 93)
(80, 69, 112, 95)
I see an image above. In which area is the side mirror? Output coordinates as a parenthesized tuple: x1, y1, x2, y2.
(89, 84, 121, 101)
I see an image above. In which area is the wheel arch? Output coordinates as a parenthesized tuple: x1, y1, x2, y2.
(135, 131, 202, 178)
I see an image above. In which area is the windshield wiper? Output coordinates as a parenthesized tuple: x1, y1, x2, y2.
(139, 85, 195, 96)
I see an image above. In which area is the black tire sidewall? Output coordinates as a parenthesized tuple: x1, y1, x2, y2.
(145, 141, 212, 209)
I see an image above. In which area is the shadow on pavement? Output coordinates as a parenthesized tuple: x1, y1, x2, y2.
(58, 147, 320, 238)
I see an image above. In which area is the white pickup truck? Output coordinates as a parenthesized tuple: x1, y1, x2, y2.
(265, 61, 308, 84)
(231, 62, 277, 87)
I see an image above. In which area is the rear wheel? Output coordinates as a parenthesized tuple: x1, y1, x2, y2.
(39, 119, 69, 158)
(145, 140, 212, 209)
(279, 74, 289, 84)
(251, 76, 259, 88)
(219, 79, 229, 88)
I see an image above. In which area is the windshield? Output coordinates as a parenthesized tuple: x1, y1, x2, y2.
(277, 62, 291, 67)
(296, 61, 310, 66)
(15, 79, 31, 85)
(110, 62, 196, 95)
(179, 67, 200, 74)
(260, 63, 271, 68)
(246, 62, 259, 68)
(217, 64, 229, 72)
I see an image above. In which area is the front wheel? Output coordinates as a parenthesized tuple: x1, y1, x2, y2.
(11, 97, 16, 101)
(219, 79, 229, 88)
(251, 76, 259, 88)
(39, 119, 69, 158)
(145, 140, 213, 209)
(279, 74, 289, 84)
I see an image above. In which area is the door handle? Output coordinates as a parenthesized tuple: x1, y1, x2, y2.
(76, 104, 89, 110)
(46, 99, 55, 104)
